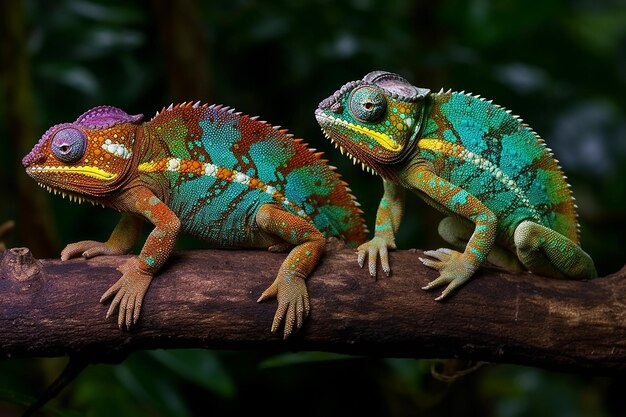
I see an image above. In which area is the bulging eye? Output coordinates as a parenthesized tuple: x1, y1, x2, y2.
(349, 86, 387, 122)
(51, 127, 87, 163)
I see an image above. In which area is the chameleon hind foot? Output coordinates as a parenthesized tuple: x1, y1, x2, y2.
(419, 248, 475, 301)
(100, 257, 153, 330)
(514, 220, 597, 279)
(258, 272, 310, 339)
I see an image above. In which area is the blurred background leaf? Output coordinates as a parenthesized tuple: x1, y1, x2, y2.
(1, 0, 625, 415)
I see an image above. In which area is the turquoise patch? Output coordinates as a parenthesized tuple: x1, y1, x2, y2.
(450, 190, 469, 206)
(443, 129, 457, 143)
(249, 138, 294, 183)
(285, 165, 332, 205)
(199, 117, 241, 169)
(499, 133, 539, 177)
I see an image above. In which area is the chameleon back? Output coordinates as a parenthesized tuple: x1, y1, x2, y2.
(419, 92, 579, 243)
(139, 103, 367, 247)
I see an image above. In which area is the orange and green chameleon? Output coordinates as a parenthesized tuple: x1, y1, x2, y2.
(316, 71, 597, 299)
(22, 103, 366, 338)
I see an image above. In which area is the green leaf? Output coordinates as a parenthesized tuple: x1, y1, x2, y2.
(259, 351, 356, 369)
(148, 349, 236, 399)
(0, 388, 83, 417)
(114, 362, 192, 417)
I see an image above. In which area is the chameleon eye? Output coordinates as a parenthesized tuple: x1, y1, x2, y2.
(51, 127, 87, 163)
(349, 86, 387, 123)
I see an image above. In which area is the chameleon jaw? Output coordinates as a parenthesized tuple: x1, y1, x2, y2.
(320, 130, 376, 175)
(34, 182, 100, 205)
(26, 165, 118, 181)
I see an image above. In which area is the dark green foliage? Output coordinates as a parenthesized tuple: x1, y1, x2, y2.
(1, 0, 625, 415)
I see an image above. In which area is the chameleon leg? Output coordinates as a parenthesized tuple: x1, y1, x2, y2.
(357, 179, 406, 277)
(255, 204, 325, 338)
(406, 167, 497, 300)
(100, 187, 181, 329)
(514, 220, 597, 279)
(61, 213, 143, 260)
(438, 217, 524, 272)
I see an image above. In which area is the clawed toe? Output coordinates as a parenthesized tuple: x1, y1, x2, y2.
(422, 275, 466, 301)
(421, 275, 451, 290)
(419, 256, 443, 270)
(423, 248, 456, 262)
(419, 248, 461, 271)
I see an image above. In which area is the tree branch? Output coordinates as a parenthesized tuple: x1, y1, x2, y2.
(1, 240, 625, 374)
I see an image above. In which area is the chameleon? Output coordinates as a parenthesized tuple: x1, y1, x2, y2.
(315, 70, 597, 300)
(22, 103, 367, 337)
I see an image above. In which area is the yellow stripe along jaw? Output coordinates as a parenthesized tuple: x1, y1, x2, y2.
(28, 165, 118, 180)
(322, 114, 402, 151)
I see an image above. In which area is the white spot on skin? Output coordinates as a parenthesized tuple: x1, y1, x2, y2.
(167, 158, 181, 172)
(234, 172, 249, 185)
(101, 140, 132, 159)
(204, 163, 217, 175)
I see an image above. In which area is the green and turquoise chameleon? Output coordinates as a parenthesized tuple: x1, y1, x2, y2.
(22, 103, 367, 337)
(315, 71, 596, 299)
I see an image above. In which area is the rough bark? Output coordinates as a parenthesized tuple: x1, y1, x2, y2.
(1, 240, 625, 375)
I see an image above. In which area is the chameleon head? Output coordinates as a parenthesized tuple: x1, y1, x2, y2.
(22, 106, 143, 199)
(315, 71, 429, 174)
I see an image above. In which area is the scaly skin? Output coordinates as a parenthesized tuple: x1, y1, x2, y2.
(316, 71, 597, 300)
(23, 103, 367, 338)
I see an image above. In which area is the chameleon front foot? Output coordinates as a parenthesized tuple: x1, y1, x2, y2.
(100, 258, 153, 330)
(356, 236, 395, 277)
(61, 240, 130, 261)
(419, 248, 475, 301)
(257, 273, 310, 339)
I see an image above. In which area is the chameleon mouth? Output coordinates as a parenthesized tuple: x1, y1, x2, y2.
(316, 111, 376, 175)
(315, 112, 402, 152)
(319, 130, 376, 175)
(33, 181, 105, 206)
(27, 165, 118, 181)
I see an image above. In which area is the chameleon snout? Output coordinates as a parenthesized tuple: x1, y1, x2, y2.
(22, 151, 46, 168)
(317, 95, 343, 114)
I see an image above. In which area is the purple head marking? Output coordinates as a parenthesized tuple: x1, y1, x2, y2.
(22, 106, 142, 168)
(75, 106, 143, 130)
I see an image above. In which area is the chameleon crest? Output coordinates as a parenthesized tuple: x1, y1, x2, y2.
(317, 71, 596, 299)
(24, 102, 367, 338)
